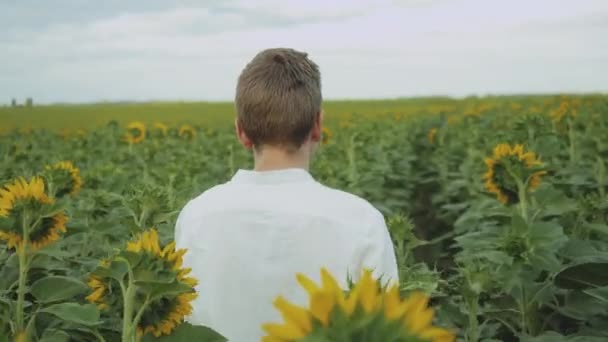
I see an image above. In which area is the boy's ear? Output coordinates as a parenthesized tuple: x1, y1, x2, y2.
(310, 111, 323, 143)
(235, 118, 254, 149)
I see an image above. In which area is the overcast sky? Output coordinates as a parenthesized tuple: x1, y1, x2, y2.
(1, 0, 607, 104)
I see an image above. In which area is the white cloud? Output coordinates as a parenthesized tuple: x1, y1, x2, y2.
(0, 0, 607, 103)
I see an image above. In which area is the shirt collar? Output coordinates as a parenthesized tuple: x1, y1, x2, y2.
(231, 168, 314, 185)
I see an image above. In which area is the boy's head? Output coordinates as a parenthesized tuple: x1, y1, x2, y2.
(235, 48, 322, 153)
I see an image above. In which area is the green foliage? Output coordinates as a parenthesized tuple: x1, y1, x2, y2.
(1, 94, 607, 341)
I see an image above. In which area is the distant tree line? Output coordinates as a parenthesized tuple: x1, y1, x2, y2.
(10, 98, 33, 107)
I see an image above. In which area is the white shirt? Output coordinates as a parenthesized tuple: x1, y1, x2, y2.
(174, 168, 398, 342)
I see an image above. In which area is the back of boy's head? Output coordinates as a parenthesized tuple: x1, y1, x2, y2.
(235, 48, 322, 151)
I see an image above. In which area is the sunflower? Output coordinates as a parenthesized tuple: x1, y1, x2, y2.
(549, 101, 576, 123)
(322, 127, 332, 145)
(29, 213, 68, 251)
(138, 291, 198, 337)
(0, 177, 68, 251)
(45, 161, 82, 197)
(262, 268, 454, 342)
(128, 230, 197, 337)
(85, 274, 109, 311)
(178, 124, 197, 140)
(86, 230, 198, 338)
(483, 143, 546, 204)
(428, 128, 438, 144)
(0, 177, 51, 217)
(154, 122, 169, 137)
(124, 121, 146, 144)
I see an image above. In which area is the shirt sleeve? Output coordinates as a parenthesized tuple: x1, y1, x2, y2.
(174, 204, 189, 248)
(358, 209, 400, 286)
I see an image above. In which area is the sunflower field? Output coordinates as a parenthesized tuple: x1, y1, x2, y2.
(0, 94, 607, 341)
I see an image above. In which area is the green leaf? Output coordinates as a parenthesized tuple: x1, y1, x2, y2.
(511, 213, 528, 233)
(141, 323, 226, 342)
(138, 281, 193, 300)
(133, 269, 175, 285)
(585, 223, 608, 236)
(556, 290, 608, 320)
(522, 332, 608, 342)
(31, 276, 88, 303)
(40, 303, 100, 326)
(39, 329, 71, 342)
(584, 286, 608, 303)
(555, 261, 608, 289)
(95, 259, 129, 282)
(121, 251, 143, 269)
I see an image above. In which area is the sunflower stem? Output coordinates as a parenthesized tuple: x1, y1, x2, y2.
(465, 294, 479, 342)
(15, 211, 30, 333)
(121, 265, 137, 342)
(567, 117, 576, 165)
(130, 295, 151, 337)
(517, 180, 528, 222)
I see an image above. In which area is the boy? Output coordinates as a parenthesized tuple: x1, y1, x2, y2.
(174, 48, 398, 341)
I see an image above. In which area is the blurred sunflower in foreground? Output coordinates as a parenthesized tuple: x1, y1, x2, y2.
(262, 268, 454, 342)
(124, 121, 146, 144)
(178, 124, 197, 140)
(483, 143, 546, 205)
(44, 160, 82, 197)
(0, 177, 68, 251)
(86, 229, 198, 339)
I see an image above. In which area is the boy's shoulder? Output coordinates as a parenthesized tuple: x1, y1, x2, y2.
(314, 182, 384, 219)
(178, 178, 384, 224)
(179, 183, 229, 212)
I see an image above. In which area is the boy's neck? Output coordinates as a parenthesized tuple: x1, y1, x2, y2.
(253, 145, 311, 172)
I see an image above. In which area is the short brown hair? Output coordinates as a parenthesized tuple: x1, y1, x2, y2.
(235, 48, 322, 150)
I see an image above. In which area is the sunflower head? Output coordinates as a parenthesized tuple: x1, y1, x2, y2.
(483, 143, 547, 205)
(44, 161, 82, 197)
(124, 121, 146, 144)
(178, 125, 197, 140)
(154, 122, 169, 137)
(0, 177, 68, 251)
(86, 229, 198, 338)
(262, 268, 454, 342)
(549, 101, 576, 123)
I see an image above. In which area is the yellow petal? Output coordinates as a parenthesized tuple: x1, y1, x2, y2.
(384, 285, 408, 320)
(358, 270, 379, 313)
(274, 296, 312, 333)
(406, 307, 434, 333)
(310, 291, 335, 326)
(419, 327, 456, 342)
(296, 273, 320, 296)
(261, 322, 307, 339)
(161, 241, 176, 258)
